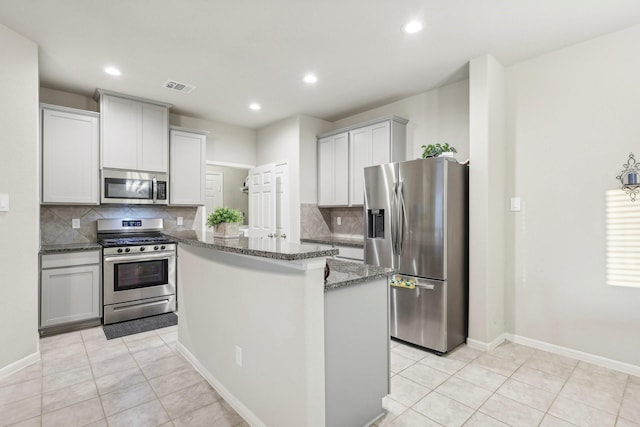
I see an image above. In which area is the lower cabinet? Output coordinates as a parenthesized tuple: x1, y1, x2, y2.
(40, 250, 102, 334)
(334, 245, 364, 263)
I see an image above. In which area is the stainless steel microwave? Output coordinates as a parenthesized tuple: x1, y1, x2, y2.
(101, 169, 168, 205)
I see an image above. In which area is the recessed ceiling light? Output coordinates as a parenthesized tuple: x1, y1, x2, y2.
(249, 103, 261, 111)
(303, 74, 318, 84)
(402, 20, 423, 34)
(104, 67, 121, 76)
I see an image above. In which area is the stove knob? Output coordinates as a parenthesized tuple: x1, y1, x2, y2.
(154, 246, 159, 250)
(161, 245, 166, 250)
(117, 248, 123, 253)
(125, 248, 131, 253)
(140, 247, 146, 252)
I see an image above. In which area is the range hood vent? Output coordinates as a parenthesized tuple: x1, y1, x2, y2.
(163, 80, 195, 94)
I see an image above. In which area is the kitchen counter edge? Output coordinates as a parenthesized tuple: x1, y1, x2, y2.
(166, 230, 338, 261)
(324, 259, 394, 291)
(40, 242, 102, 254)
(301, 236, 364, 248)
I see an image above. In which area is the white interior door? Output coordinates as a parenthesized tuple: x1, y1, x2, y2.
(275, 162, 289, 239)
(205, 170, 223, 217)
(248, 163, 276, 237)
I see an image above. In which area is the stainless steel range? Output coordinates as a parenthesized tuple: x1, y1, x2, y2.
(97, 218, 176, 325)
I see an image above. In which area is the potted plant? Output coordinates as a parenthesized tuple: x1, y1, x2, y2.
(421, 143, 457, 159)
(207, 207, 244, 238)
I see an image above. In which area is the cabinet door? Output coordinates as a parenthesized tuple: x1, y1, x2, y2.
(333, 133, 349, 205)
(140, 103, 169, 172)
(170, 129, 206, 205)
(349, 127, 370, 206)
(318, 136, 334, 206)
(42, 108, 99, 204)
(41, 264, 101, 328)
(350, 122, 391, 206)
(101, 95, 139, 170)
(318, 133, 348, 206)
(370, 121, 391, 166)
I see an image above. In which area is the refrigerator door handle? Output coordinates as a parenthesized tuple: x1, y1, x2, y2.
(397, 181, 406, 255)
(391, 181, 399, 255)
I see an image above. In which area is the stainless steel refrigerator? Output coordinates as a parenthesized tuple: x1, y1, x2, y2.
(364, 157, 468, 354)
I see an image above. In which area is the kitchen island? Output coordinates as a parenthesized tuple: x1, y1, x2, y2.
(166, 230, 392, 427)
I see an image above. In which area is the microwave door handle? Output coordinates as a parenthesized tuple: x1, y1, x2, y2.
(152, 177, 158, 204)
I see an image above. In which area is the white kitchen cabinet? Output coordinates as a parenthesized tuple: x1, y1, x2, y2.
(97, 90, 171, 172)
(318, 132, 349, 206)
(170, 126, 207, 205)
(318, 116, 407, 207)
(41, 104, 99, 204)
(349, 118, 407, 205)
(40, 250, 102, 333)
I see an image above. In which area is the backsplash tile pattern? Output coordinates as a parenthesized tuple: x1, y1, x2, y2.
(329, 206, 364, 236)
(41, 205, 199, 245)
(300, 204, 364, 238)
(300, 204, 331, 238)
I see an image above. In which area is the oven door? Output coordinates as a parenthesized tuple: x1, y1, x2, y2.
(103, 251, 176, 305)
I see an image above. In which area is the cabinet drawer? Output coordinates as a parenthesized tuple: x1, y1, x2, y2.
(335, 245, 364, 262)
(41, 250, 101, 269)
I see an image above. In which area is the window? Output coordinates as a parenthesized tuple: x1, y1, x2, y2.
(606, 190, 640, 288)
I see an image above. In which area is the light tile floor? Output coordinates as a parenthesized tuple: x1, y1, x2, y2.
(375, 340, 640, 427)
(1, 328, 639, 427)
(0, 326, 247, 427)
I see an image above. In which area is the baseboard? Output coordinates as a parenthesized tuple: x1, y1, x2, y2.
(0, 351, 40, 379)
(466, 333, 507, 352)
(505, 333, 640, 377)
(176, 341, 266, 427)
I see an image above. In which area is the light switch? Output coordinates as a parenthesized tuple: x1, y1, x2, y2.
(72, 218, 81, 229)
(337, 217, 342, 225)
(510, 197, 521, 212)
(0, 194, 9, 212)
(177, 217, 183, 226)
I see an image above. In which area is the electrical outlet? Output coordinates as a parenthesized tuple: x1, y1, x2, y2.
(177, 217, 183, 226)
(72, 218, 81, 229)
(235, 346, 243, 367)
(510, 197, 521, 212)
(337, 217, 342, 225)
(0, 194, 8, 212)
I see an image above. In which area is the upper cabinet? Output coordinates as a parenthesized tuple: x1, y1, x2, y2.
(318, 116, 407, 207)
(170, 127, 207, 205)
(41, 104, 100, 204)
(318, 132, 349, 206)
(97, 90, 171, 173)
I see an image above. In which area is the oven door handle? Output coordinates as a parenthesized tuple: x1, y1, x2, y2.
(104, 252, 175, 263)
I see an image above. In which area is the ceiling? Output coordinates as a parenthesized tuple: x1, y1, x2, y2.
(1, 1, 640, 129)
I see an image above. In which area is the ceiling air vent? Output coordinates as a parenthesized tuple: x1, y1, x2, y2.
(163, 80, 195, 94)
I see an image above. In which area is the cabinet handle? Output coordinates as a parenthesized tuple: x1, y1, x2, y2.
(281, 233, 287, 239)
(268, 233, 274, 238)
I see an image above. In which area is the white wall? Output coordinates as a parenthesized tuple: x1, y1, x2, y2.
(505, 25, 640, 365)
(468, 55, 507, 346)
(170, 114, 257, 167)
(332, 79, 470, 162)
(256, 115, 301, 240)
(0, 25, 40, 372)
(40, 87, 98, 111)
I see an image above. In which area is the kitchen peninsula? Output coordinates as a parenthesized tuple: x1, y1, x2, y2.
(166, 230, 393, 427)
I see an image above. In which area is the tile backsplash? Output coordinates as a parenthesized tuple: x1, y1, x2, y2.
(300, 203, 364, 238)
(41, 205, 199, 245)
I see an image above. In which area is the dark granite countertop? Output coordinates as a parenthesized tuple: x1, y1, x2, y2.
(165, 230, 338, 261)
(324, 259, 394, 291)
(301, 235, 364, 248)
(40, 242, 102, 254)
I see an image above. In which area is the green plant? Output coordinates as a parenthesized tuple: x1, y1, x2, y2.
(421, 143, 457, 158)
(207, 207, 243, 227)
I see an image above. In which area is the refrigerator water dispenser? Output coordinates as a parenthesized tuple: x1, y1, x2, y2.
(367, 209, 385, 238)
